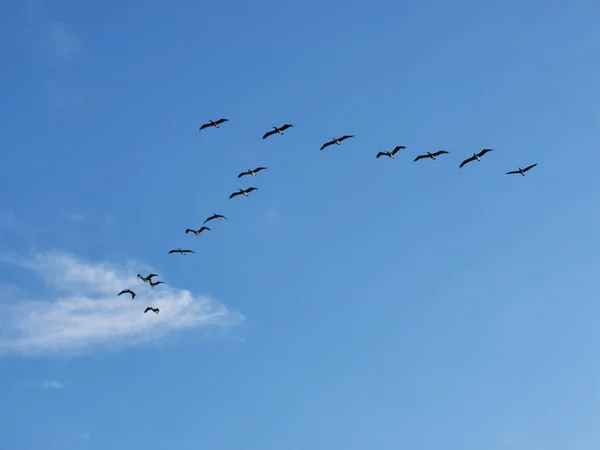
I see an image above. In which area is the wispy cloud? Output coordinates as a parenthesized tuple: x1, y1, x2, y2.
(0, 251, 244, 356)
(47, 21, 82, 61)
(40, 379, 63, 389)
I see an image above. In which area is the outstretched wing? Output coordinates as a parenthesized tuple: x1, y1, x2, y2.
(506, 170, 520, 175)
(338, 135, 354, 142)
(185, 229, 194, 234)
(147, 274, 158, 279)
(413, 154, 427, 162)
(199, 226, 210, 232)
(320, 140, 334, 151)
(199, 122, 211, 130)
(183, 250, 195, 254)
(391, 146, 406, 155)
(262, 130, 276, 140)
(376, 152, 387, 159)
(477, 148, 493, 157)
(215, 118, 228, 125)
(245, 187, 257, 193)
(229, 191, 241, 199)
(204, 216, 215, 223)
(118, 290, 127, 296)
(432, 150, 449, 157)
(144, 307, 152, 313)
(168, 249, 178, 254)
(523, 163, 537, 172)
(459, 156, 476, 168)
(280, 124, 293, 131)
(238, 171, 249, 178)
(253, 167, 267, 173)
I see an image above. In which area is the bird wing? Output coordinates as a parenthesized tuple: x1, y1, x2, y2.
(238, 171, 249, 178)
(262, 130, 276, 140)
(459, 156, 475, 168)
(168, 250, 177, 254)
(280, 124, 293, 131)
(246, 187, 257, 192)
(148, 274, 158, 279)
(433, 150, 449, 157)
(183, 250, 195, 253)
(215, 118, 228, 125)
(118, 290, 127, 296)
(200, 226, 210, 232)
(320, 140, 334, 150)
(376, 152, 387, 158)
(506, 170, 519, 175)
(254, 167, 267, 172)
(185, 229, 194, 233)
(144, 307, 151, 313)
(339, 135, 354, 141)
(523, 163, 537, 172)
(413, 154, 426, 162)
(229, 191, 241, 199)
(199, 123, 211, 130)
(203, 216, 214, 223)
(391, 146, 405, 155)
(478, 148, 493, 157)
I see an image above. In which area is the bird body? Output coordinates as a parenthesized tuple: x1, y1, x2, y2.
(199, 118, 228, 131)
(118, 289, 136, 299)
(376, 145, 406, 159)
(459, 148, 493, 168)
(320, 135, 354, 151)
(203, 213, 227, 224)
(238, 167, 267, 178)
(168, 249, 195, 255)
(137, 273, 158, 283)
(413, 150, 450, 162)
(506, 163, 537, 176)
(229, 187, 258, 199)
(144, 307, 159, 314)
(186, 226, 211, 235)
(263, 124, 293, 139)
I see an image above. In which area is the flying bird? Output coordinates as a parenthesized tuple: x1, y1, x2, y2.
(168, 249, 195, 255)
(118, 289, 136, 299)
(376, 146, 406, 159)
(506, 164, 538, 176)
(229, 187, 258, 199)
(137, 273, 158, 283)
(199, 118, 228, 131)
(413, 150, 450, 162)
(262, 124, 293, 140)
(144, 307, 159, 314)
(149, 280, 164, 288)
(459, 148, 493, 168)
(238, 167, 267, 178)
(186, 226, 211, 235)
(203, 213, 227, 224)
(320, 135, 354, 151)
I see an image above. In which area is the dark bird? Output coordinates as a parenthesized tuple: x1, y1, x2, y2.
(203, 213, 227, 224)
(186, 226, 211, 235)
(168, 249, 195, 255)
(149, 280, 164, 288)
(262, 124, 293, 140)
(118, 289, 136, 299)
(413, 150, 450, 162)
(144, 307, 159, 314)
(199, 118, 228, 131)
(238, 167, 267, 178)
(137, 273, 158, 283)
(506, 164, 538, 176)
(320, 135, 354, 151)
(229, 187, 258, 199)
(376, 146, 406, 159)
(459, 148, 493, 168)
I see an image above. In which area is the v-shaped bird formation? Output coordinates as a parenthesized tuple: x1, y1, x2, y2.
(118, 117, 538, 314)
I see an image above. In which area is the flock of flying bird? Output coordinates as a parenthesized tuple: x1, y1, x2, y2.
(117, 117, 539, 314)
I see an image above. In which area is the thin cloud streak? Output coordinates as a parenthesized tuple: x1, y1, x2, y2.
(40, 380, 63, 389)
(0, 251, 244, 356)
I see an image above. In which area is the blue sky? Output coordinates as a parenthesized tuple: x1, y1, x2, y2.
(1, 0, 600, 448)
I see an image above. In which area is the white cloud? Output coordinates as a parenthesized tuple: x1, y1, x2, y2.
(40, 379, 63, 389)
(0, 251, 244, 356)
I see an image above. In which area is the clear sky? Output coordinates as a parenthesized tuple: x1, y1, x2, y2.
(1, 0, 600, 448)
